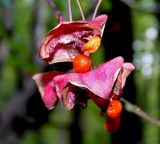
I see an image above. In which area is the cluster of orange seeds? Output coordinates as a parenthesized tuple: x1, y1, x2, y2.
(73, 36, 101, 73)
(105, 100, 123, 133)
(72, 35, 123, 133)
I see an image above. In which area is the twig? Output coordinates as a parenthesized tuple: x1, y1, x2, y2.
(92, 0, 103, 19)
(76, 0, 85, 20)
(46, 0, 62, 21)
(68, 0, 73, 21)
(121, 98, 160, 127)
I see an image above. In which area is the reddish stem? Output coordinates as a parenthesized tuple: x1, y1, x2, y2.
(46, 0, 62, 21)
(68, 0, 73, 21)
(77, 0, 85, 20)
(92, 0, 103, 19)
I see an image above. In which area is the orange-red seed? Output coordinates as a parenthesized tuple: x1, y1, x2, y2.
(107, 100, 123, 119)
(73, 54, 92, 73)
(83, 36, 101, 53)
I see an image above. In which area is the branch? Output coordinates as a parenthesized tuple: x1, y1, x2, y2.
(121, 98, 160, 127)
(46, 0, 62, 21)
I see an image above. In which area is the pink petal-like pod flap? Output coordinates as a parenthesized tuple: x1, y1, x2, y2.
(86, 14, 108, 36)
(39, 23, 100, 64)
(68, 56, 124, 100)
(109, 62, 135, 101)
(54, 74, 76, 110)
(39, 15, 107, 64)
(121, 63, 135, 89)
(88, 14, 108, 29)
(32, 72, 62, 109)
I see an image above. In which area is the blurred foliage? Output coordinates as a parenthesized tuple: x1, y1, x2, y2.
(132, 0, 160, 143)
(0, 0, 159, 144)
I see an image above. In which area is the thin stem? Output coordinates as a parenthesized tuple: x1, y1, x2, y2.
(68, 0, 73, 21)
(121, 98, 160, 127)
(76, 0, 85, 20)
(46, 0, 62, 21)
(92, 0, 103, 19)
